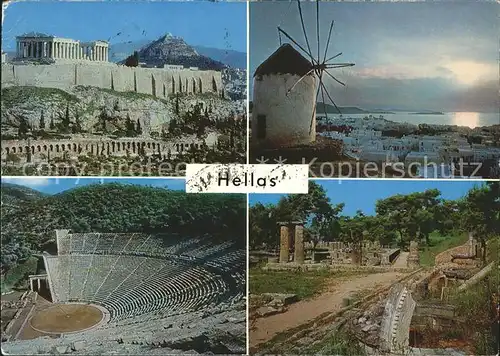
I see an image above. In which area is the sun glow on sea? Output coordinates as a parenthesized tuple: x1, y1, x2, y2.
(452, 112, 479, 128)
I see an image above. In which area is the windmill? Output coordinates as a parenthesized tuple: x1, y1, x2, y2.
(251, 0, 354, 149)
(279, 0, 355, 133)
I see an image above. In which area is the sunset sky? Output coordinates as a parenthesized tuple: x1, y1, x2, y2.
(250, 1, 498, 112)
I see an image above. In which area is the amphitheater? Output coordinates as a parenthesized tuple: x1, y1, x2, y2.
(2, 230, 246, 355)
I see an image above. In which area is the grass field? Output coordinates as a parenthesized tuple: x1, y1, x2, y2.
(1, 257, 38, 293)
(249, 267, 367, 300)
(420, 231, 468, 266)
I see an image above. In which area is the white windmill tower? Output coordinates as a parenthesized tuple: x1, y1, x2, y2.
(251, 0, 354, 149)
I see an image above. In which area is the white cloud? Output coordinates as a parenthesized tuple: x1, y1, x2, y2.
(1, 177, 51, 187)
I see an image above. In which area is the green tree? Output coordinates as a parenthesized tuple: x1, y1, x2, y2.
(125, 114, 135, 136)
(62, 105, 71, 129)
(136, 119, 142, 135)
(39, 111, 46, 130)
(124, 51, 139, 67)
(175, 94, 180, 115)
(249, 203, 278, 249)
(49, 115, 55, 130)
(17, 118, 29, 139)
(375, 189, 441, 247)
(459, 182, 500, 263)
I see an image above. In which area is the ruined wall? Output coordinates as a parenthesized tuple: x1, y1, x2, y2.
(1, 64, 222, 96)
(434, 243, 470, 265)
(12, 64, 77, 90)
(76, 64, 112, 89)
(1, 135, 217, 163)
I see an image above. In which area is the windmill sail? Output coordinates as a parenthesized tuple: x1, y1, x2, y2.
(278, 0, 355, 133)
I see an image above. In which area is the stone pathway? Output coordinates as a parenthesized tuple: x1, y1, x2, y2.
(250, 271, 405, 348)
(393, 251, 409, 267)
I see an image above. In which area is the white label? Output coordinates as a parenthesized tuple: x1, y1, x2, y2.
(185, 164, 309, 193)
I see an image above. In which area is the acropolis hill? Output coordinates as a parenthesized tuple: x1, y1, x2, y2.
(2, 32, 223, 96)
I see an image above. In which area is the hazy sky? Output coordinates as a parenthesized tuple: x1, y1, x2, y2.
(249, 180, 482, 217)
(250, 1, 498, 112)
(2, 1, 247, 52)
(1, 177, 185, 194)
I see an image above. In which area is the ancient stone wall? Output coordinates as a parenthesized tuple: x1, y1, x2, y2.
(1, 63, 222, 97)
(1, 135, 216, 163)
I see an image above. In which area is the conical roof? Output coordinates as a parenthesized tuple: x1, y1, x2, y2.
(254, 43, 313, 77)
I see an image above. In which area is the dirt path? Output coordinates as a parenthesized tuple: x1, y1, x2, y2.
(250, 271, 405, 348)
(393, 251, 409, 267)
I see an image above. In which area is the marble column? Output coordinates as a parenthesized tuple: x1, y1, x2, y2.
(279, 224, 290, 264)
(294, 224, 305, 264)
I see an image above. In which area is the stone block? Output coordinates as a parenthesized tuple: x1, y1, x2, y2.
(71, 340, 85, 351)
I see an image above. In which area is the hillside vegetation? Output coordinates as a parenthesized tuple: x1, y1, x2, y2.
(1, 183, 246, 274)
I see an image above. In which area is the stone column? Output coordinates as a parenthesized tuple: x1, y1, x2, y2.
(468, 232, 474, 256)
(37, 279, 41, 290)
(279, 224, 290, 264)
(294, 224, 305, 264)
(30, 278, 34, 291)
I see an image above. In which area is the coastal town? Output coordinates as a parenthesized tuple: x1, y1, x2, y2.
(317, 113, 500, 178)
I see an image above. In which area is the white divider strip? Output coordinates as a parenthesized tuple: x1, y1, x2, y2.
(186, 164, 309, 193)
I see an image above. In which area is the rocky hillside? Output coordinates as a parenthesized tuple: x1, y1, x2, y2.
(109, 40, 246, 69)
(1, 183, 45, 209)
(1, 183, 246, 248)
(1, 86, 238, 139)
(134, 34, 226, 70)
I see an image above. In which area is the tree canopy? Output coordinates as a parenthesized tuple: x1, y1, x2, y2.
(1, 183, 246, 272)
(249, 183, 499, 252)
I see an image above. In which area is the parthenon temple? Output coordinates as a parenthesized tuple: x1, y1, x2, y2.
(15, 32, 108, 62)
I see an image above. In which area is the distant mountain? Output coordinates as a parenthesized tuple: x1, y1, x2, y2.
(123, 34, 226, 71)
(192, 46, 246, 70)
(109, 39, 245, 69)
(109, 39, 151, 63)
(316, 103, 394, 115)
(1, 183, 46, 208)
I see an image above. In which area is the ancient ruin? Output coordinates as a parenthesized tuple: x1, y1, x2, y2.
(1, 133, 218, 164)
(277, 221, 305, 264)
(15, 32, 109, 62)
(2, 229, 246, 354)
(268, 227, 406, 269)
